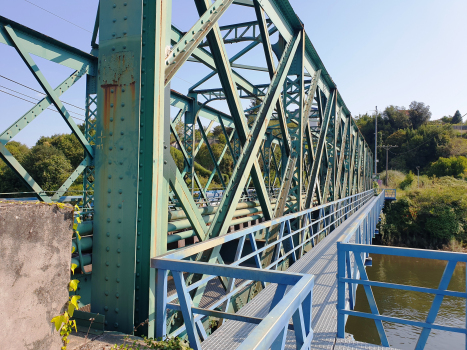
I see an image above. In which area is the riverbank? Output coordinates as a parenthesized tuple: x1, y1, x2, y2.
(376, 173, 467, 250)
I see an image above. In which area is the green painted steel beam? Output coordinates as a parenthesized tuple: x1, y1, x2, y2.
(164, 0, 234, 86)
(4, 25, 94, 158)
(0, 16, 96, 73)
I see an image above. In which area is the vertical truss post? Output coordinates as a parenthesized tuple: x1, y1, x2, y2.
(92, 0, 171, 335)
(184, 95, 198, 193)
(82, 74, 97, 210)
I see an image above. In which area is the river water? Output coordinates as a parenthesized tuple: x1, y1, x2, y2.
(345, 254, 466, 349)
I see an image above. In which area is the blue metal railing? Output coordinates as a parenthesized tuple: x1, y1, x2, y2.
(151, 189, 375, 349)
(384, 188, 396, 200)
(336, 190, 467, 349)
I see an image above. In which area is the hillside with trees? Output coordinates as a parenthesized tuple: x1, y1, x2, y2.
(355, 102, 467, 250)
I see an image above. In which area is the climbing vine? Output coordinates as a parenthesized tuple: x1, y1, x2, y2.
(50, 204, 82, 349)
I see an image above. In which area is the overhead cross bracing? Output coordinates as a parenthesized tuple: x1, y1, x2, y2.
(0, 0, 373, 343)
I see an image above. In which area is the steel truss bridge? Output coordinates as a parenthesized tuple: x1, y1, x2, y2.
(5, 0, 442, 348)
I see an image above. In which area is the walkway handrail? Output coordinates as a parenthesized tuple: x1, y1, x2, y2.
(337, 244, 467, 349)
(151, 190, 376, 349)
(336, 190, 467, 349)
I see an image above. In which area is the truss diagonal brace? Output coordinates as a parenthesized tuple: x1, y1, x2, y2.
(305, 89, 337, 208)
(0, 70, 86, 145)
(165, 0, 234, 86)
(206, 32, 301, 239)
(3, 25, 93, 158)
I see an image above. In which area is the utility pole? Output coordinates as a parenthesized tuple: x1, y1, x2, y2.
(416, 166, 420, 187)
(374, 106, 378, 176)
(378, 144, 398, 186)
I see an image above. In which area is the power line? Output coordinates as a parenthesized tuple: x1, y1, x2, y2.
(23, 0, 92, 33)
(174, 76, 195, 85)
(0, 75, 85, 111)
(0, 89, 85, 122)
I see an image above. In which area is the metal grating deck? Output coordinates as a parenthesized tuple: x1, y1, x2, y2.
(201, 198, 398, 350)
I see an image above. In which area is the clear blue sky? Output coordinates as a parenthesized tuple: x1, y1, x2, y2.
(1, 0, 466, 147)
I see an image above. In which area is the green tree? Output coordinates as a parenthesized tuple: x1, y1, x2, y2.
(22, 144, 73, 191)
(408, 101, 431, 129)
(452, 110, 463, 124)
(441, 116, 453, 124)
(0, 142, 31, 194)
(384, 105, 411, 130)
(37, 134, 84, 169)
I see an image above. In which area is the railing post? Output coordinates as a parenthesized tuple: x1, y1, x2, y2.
(337, 241, 346, 338)
(155, 268, 168, 338)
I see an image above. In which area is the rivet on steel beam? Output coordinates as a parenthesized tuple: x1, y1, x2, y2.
(104, 306, 108, 311)
(137, 231, 141, 236)
(124, 16, 127, 20)
(106, 232, 110, 237)
(137, 259, 140, 263)
(112, 47, 115, 51)
(118, 204, 122, 209)
(107, 218, 111, 222)
(112, 4, 116, 8)
(119, 161, 123, 165)
(121, 131, 124, 135)
(123, 46, 126, 49)
(110, 131, 113, 136)
(124, 2, 127, 5)
(116, 278, 120, 283)
(117, 264, 120, 267)
(164, 160, 167, 164)
(110, 117, 113, 121)
(119, 175, 123, 179)
(106, 261, 109, 266)
(113, 19, 116, 22)
(106, 247, 110, 251)
(136, 273, 140, 277)
(109, 146, 113, 150)
(105, 291, 109, 296)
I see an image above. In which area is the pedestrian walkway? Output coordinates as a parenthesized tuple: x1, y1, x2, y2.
(201, 197, 398, 350)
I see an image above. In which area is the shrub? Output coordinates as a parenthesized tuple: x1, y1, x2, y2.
(428, 156, 467, 178)
(399, 171, 414, 190)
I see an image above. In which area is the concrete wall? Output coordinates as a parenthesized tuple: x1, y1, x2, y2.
(0, 201, 73, 350)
